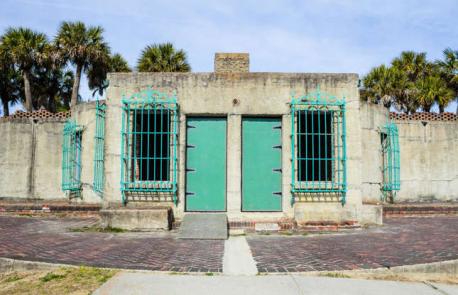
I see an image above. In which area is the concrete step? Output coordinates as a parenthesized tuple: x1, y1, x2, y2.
(384, 202, 458, 217)
(178, 213, 228, 240)
(100, 207, 173, 231)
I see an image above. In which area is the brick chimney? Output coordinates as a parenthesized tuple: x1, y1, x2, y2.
(214, 53, 249, 73)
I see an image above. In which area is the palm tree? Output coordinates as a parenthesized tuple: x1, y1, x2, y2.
(0, 27, 48, 112)
(362, 65, 395, 107)
(88, 53, 131, 96)
(55, 21, 110, 107)
(391, 51, 432, 81)
(31, 44, 68, 112)
(0, 52, 22, 116)
(110, 53, 131, 72)
(137, 43, 190, 72)
(416, 75, 454, 112)
(436, 48, 458, 113)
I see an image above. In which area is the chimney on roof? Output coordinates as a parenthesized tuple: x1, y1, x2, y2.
(214, 53, 249, 73)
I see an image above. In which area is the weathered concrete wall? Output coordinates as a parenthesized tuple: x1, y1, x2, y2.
(71, 102, 101, 203)
(0, 119, 65, 200)
(360, 103, 389, 203)
(395, 119, 458, 202)
(0, 121, 33, 198)
(360, 102, 458, 203)
(106, 72, 362, 222)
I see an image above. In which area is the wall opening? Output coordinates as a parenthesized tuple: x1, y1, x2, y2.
(291, 89, 347, 205)
(297, 111, 333, 182)
(133, 110, 170, 181)
(120, 88, 178, 204)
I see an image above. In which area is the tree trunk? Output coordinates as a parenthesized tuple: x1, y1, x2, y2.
(23, 71, 33, 112)
(71, 64, 82, 107)
(439, 105, 445, 113)
(423, 105, 431, 112)
(47, 95, 56, 113)
(2, 99, 9, 116)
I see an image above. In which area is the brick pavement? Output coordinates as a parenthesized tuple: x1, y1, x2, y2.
(0, 216, 457, 273)
(0, 217, 223, 272)
(247, 217, 458, 272)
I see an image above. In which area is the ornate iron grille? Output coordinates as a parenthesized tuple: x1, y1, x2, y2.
(93, 100, 106, 195)
(61, 120, 82, 194)
(120, 88, 179, 204)
(291, 88, 347, 205)
(381, 122, 400, 201)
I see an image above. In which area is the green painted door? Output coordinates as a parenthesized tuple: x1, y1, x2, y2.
(186, 117, 226, 211)
(242, 117, 282, 211)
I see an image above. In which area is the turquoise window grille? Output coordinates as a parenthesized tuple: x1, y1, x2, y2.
(291, 88, 347, 205)
(62, 120, 82, 194)
(381, 122, 400, 201)
(93, 100, 106, 195)
(120, 88, 179, 204)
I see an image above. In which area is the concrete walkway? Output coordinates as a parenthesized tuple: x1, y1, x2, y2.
(94, 273, 458, 295)
(223, 236, 257, 275)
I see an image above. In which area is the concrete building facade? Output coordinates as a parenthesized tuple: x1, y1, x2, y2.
(1, 53, 457, 229)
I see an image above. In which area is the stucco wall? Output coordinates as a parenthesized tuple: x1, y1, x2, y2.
(105, 72, 362, 222)
(360, 103, 389, 203)
(359, 102, 458, 203)
(395, 119, 458, 202)
(71, 102, 101, 203)
(0, 119, 65, 200)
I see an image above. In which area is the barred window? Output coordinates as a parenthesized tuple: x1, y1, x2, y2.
(291, 89, 347, 204)
(120, 89, 178, 204)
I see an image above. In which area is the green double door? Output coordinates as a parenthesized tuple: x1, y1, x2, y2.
(185, 116, 282, 212)
(186, 117, 226, 211)
(242, 118, 282, 211)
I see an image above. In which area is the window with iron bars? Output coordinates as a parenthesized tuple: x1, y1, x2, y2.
(291, 89, 347, 205)
(381, 122, 400, 202)
(120, 89, 178, 204)
(62, 120, 82, 195)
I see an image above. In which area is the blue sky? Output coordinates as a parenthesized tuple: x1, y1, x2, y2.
(1, 0, 457, 113)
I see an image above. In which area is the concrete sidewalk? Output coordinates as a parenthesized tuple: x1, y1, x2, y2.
(94, 272, 458, 295)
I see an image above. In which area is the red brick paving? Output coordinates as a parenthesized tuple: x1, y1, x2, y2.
(0, 217, 223, 272)
(1, 216, 457, 273)
(247, 217, 458, 272)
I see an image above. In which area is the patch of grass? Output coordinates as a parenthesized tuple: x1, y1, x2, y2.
(40, 272, 66, 283)
(259, 232, 271, 235)
(0, 266, 117, 295)
(301, 233, 308, 236)
(231, 233, 246, 237)
(169, 272, 188, 275)
(320, 272, 351, 279)
(279, 231, 293, 236)
(70, 226, 126, 233)
(2, 273, 23, 283)
(316, 271, 458, 285)
(205, 272, 214, 276)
